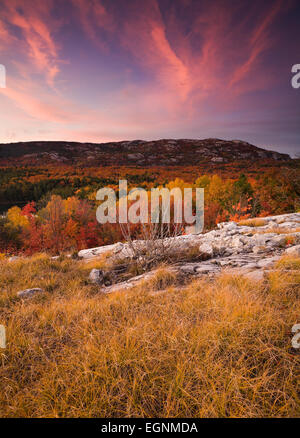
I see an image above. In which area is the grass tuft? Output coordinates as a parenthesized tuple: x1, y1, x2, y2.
(238, 218, 267, 227)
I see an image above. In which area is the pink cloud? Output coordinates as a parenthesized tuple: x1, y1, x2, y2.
(70, 0, 286, 110)
(0, 0, 295, 146)
(71, 0, 115, 51)
(0, 0, 61, 86)
(0, 80, 75, 123)
(0, 19, 13, 52)
(229, 0, 284, 88)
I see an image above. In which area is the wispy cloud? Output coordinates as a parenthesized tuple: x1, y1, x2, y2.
(0, 0, 61, 86)
(71, 0, 286, 105)
(70, 0, 115, 51)
(229, 0, 284, 88)
(0, 0, 298, 155)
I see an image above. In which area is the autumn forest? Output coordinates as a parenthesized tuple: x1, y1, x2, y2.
(1, 157, 300, 256)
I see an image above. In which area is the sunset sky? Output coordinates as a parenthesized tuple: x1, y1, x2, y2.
(0, 0, 299, 156)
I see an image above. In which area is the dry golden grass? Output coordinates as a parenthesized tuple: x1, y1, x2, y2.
(0, 254, 299, 418)
(144, 267, 178, 291)
(80, 252, 114, 271)
(259, 227, 300, 235)
(275, 255, 300, 271)
(238, 218, 267, 227)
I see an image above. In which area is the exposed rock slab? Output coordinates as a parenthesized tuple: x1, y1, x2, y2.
(100, 268, 177, 294)
(17, 288, 44, 298)
(285, 245, 300, 256)
(80, 212, 300, 292)
(89, 269, 104, 285)
(79, 213, 300, 261)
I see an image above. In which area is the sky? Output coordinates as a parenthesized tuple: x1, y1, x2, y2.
(0, 0, 299, 156)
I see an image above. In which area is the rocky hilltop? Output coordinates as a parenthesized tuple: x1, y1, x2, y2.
(0, 138, 291, 167)
(13, 212, 300, 299)
(77, 212, 300, 294)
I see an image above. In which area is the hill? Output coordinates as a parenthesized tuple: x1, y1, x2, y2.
(0, 138, 291, 167)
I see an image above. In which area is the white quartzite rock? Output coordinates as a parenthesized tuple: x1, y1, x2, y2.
(217, 221, 237, 231)
(267, 235, 286, 247)
(241, 270, 265, 282)
(199, 243, 214, 257)
(231, 236, 244, 248)
(285, 245, 300, 257)
(17, 288, 44, 298)
(78, 214, 300, 279)
(78, 242, 124, 259)
(8, 256, 19, 262)
(89, 269, 104, 285)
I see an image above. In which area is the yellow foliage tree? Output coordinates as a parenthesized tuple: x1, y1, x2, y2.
(195, 175, 210, 189)
(166, 178, 191, 191)
(64, 196, 81, 217)
(7, 206, 29, 229)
